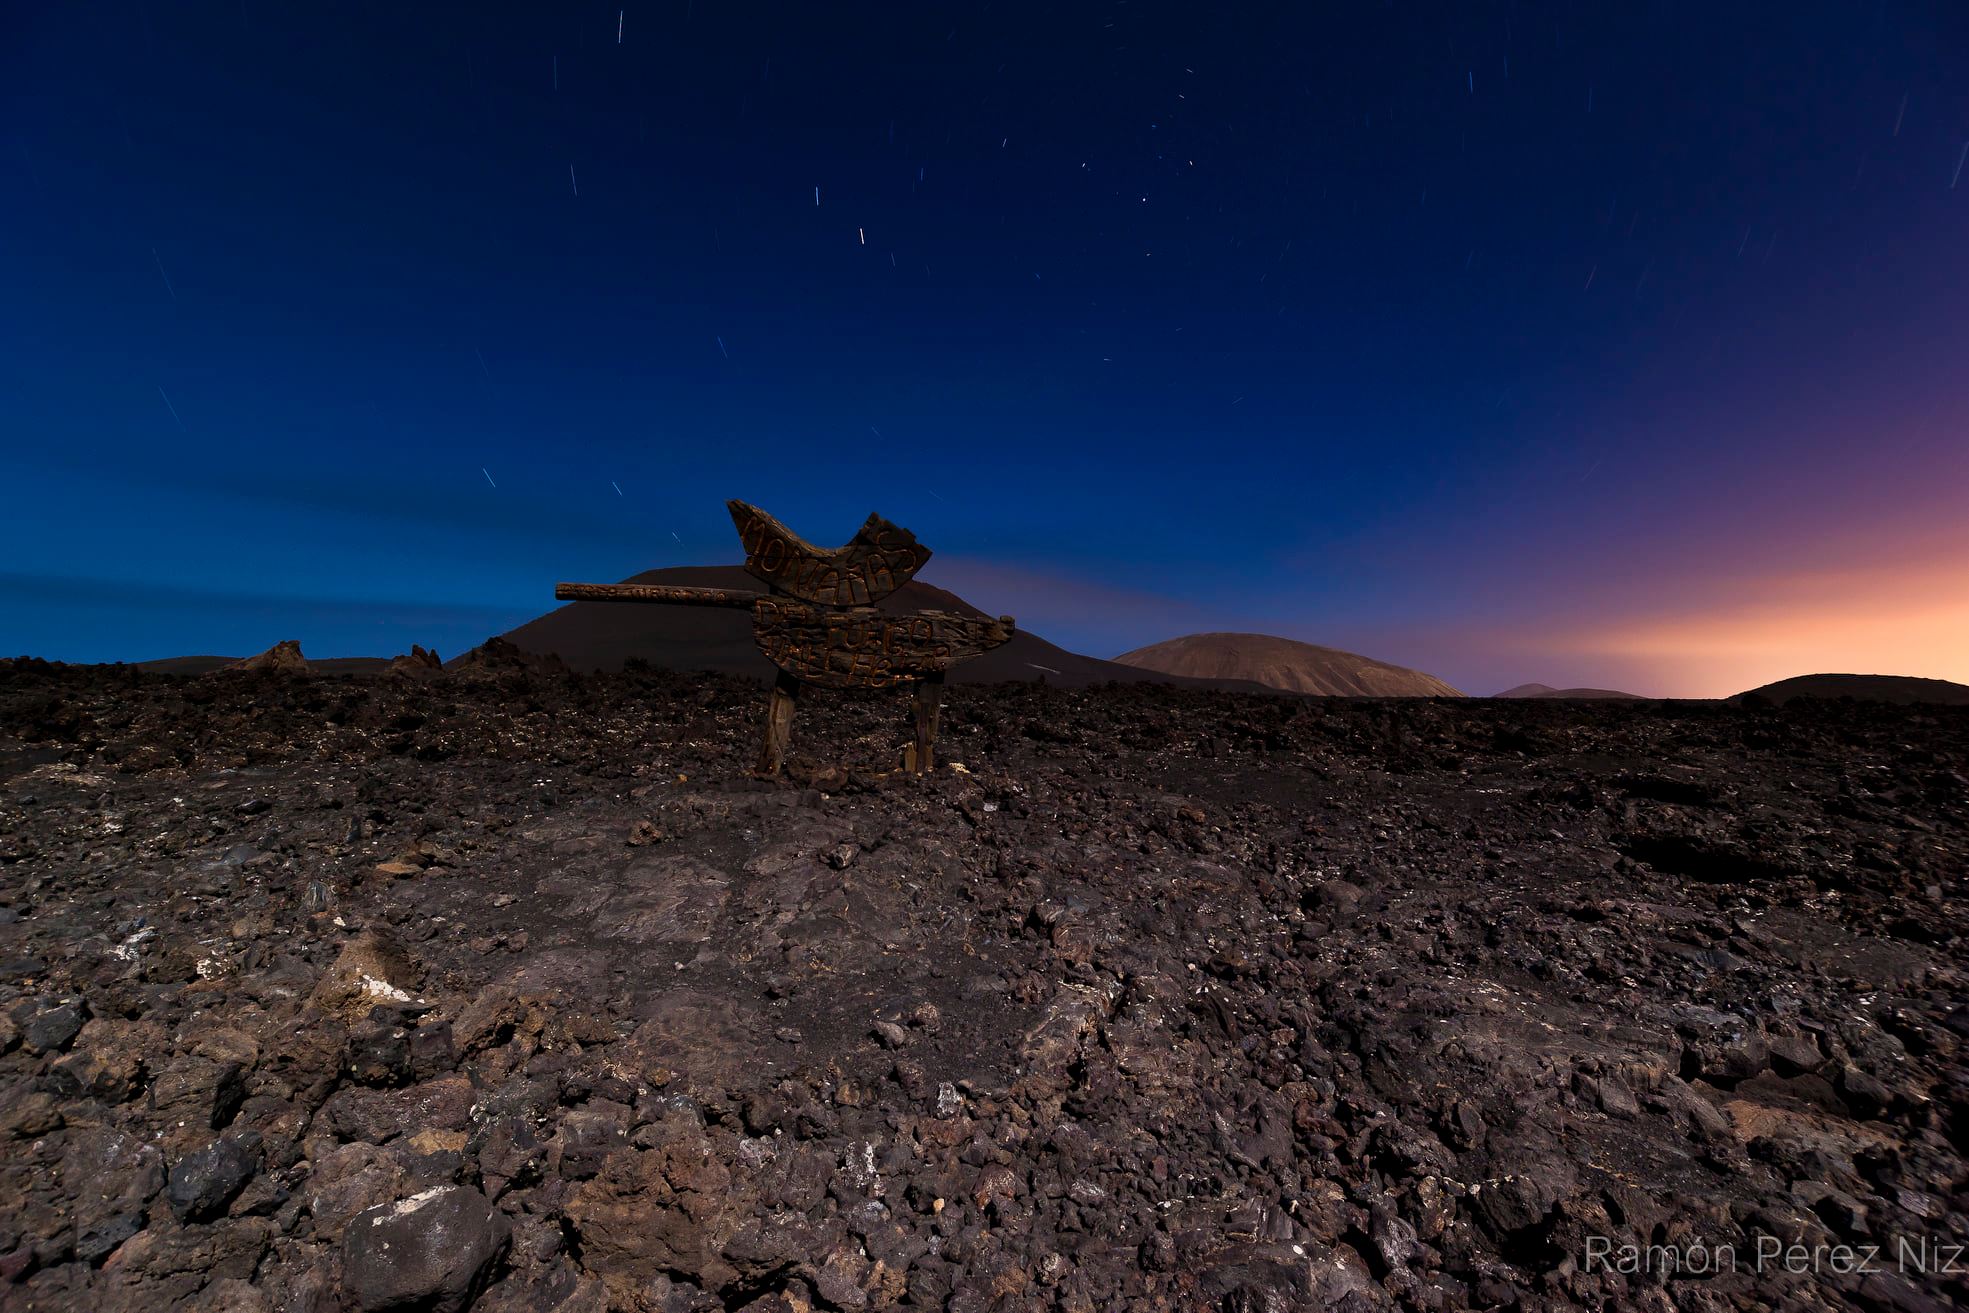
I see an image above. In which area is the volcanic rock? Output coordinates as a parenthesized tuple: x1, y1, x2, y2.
(223, 640, 310, 674)
(342, 1185, 511, 1313)
(310, 929, 425, 1021)
(166, 1134, 259, 1223)
(1, 655, 1964, 1311)
(317, 1074, 475, 1144)
(385, 644, 444, 677)
(13, 993, 87, 1054)
(447, 636, 569, 680)
(61, 1125, 166, 1263)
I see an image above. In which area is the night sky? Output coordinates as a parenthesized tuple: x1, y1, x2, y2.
(5, 2, 1966, 696)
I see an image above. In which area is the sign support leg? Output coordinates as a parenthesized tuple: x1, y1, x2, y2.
(757, 670, 802, 776)
(909, 671, 945, 774)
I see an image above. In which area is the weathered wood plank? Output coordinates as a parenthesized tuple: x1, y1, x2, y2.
(727, 501, 931, 607)
(750, 598, 1014, 690)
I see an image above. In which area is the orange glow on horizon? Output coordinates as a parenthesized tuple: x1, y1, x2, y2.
(1555, 553, 1969, 697)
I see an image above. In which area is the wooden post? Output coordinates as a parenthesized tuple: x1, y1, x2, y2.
(909, 672, 945, 774)
(757, 670, 802, 776)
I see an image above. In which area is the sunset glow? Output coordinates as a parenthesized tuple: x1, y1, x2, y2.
(1561, 561, 1969, 697)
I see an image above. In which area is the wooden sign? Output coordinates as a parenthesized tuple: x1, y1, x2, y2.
(751, 598, 1015, 691)
(555, 504, 1014, 775)
(728, 500, 931, 607)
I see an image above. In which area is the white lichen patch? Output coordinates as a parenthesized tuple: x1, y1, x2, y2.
(361, 974, 414, 1003)
(111, 927, 157, 962)
(372, 1186, 449, 1225)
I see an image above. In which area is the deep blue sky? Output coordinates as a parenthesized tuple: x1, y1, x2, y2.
(5, 2, 1966, 694)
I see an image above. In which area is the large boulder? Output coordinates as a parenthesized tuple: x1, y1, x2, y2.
(309, 930, 425, 1024)
(342, 1186, 510, 1313)
(385, 645, 444, 678)
(166, 1134, 260, 1223)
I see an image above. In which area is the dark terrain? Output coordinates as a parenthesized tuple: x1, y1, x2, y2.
(0, 655, 1964, 1312)
(1738, 676, 1969, 708)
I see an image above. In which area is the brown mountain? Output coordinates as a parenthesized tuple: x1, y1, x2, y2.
(1112, 632, 1463, 697)
(1735, 673, 1969, 706)
(494, 565, 1282, 692)
(1494, 682, 1646, 699)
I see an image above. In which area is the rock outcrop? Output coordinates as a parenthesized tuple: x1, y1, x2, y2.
(385, 645, 444, 678)
(221, 640, 310, 675)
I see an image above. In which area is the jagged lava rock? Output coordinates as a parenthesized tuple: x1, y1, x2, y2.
(222, 639, 311, 674)
(342, 1185, 510, 1313)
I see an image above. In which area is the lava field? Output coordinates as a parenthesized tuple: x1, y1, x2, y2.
(0, 655, 1963, 1312)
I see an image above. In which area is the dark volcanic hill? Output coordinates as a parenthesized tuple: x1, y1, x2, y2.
(495, 564, 1281, 692)
(1114, 631, 1462, 696)
(1494, 682, 1647, 699)
(1736, 672, 1969, 705)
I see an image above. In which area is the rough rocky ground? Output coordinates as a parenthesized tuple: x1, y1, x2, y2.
(0, 653, 1964, 1312)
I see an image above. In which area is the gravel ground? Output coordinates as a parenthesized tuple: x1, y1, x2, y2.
(1, 653, 1964, 1312)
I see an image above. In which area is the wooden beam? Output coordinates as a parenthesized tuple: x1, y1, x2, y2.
(555, 583, 759, 607)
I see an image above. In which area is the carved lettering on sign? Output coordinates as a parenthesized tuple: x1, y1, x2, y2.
(750, 598, 1012, 691)
(554, 583, 756, 608)
(729, 501, 930, 607)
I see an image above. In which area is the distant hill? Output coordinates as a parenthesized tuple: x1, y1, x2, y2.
(495, 565, 1282, 692)
(1735, 674, 1969, 706)
(1494, 682, 1646, 699)
(1112, 632, 1462, 697)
